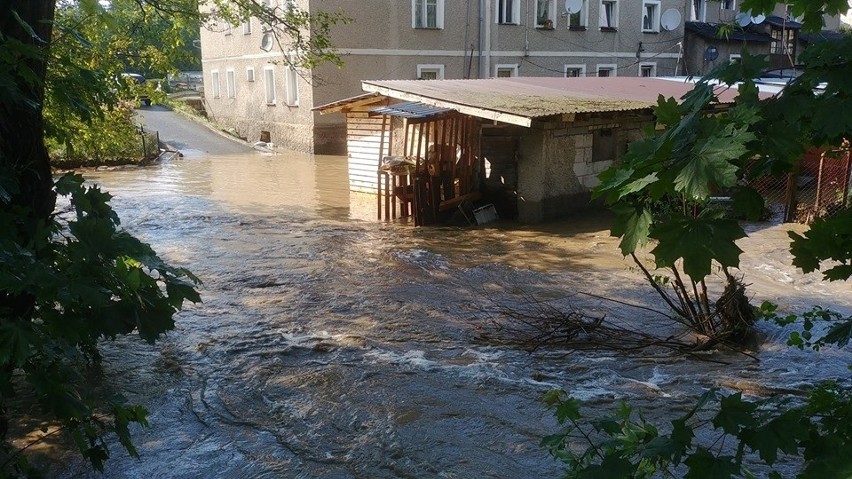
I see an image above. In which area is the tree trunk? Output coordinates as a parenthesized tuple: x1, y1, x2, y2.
(0, 0, 57, 441)
(1, 0, 57, 228)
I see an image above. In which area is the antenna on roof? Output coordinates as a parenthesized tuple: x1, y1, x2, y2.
(261, 33, 274, 52)
(660, 9, 682, 31)
(735, 11, 752, 27)
(564, 0, 582, 14)
(751, 13, 766, 24)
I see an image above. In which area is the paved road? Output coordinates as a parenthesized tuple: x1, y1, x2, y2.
(136, 105, 255, 157)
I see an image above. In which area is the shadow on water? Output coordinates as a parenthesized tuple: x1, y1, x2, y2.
(17, 150, 852, 478)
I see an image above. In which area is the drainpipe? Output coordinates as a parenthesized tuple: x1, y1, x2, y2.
(478, 0, 485, 78)
(483, 0, 491, 77)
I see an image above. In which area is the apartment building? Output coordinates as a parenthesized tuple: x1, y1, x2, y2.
(201, 0, 688, 153)
(682, 0, 843, 75)
(199, 1, 842, 154)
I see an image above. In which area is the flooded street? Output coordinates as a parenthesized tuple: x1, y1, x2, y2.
(41, 150, 851, 478)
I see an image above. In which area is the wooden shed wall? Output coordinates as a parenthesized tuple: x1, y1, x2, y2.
(346, 107, 387, 193)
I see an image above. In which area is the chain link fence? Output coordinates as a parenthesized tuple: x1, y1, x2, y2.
(746, 149, 852, 224)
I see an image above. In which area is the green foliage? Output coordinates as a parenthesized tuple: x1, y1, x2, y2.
(0, 173, 200, 475)
(789, 208, 852, 282)
(45, 101, 146, 167)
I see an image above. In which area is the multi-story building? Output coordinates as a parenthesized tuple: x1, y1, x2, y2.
(199, 1, 844, 154)
(682, 0, 843, 75)
(200, 0, 688, 154)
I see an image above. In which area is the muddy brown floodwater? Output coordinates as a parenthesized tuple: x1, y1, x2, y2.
(26, 151, 851, 478)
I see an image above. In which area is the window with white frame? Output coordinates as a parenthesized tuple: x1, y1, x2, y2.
(211, 70, 220, 98)
(722, 0, 736, 10)
(729, 53, 742, 63)
(495, 64, 519, 77)
(496, 0, 520, 24)
(691, 0, 706, 21)
(246, 67, 255, 82)
(242, 19, 252, 34)
(413, 0, 444, 29)
(226, 69, 236, 98)
(264, 66, 276, 105)
(224, 23, 233, 35)
(600, 0, 618, 30)
(284, 65, 299, 106)
(417, 64, 444, 80)
(568, 0, 587, 29)
(639, 63, 656, 77)
(564, 64, 586, 77)
(642, 1, 660, 32)
(536, 0, 557, 28)
(596, 64, 617, 77)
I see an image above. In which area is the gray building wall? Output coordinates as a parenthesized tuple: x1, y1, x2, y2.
(201, 0, 690, 153)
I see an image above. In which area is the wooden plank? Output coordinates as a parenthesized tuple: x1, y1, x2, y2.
(439, 191, 481, 211)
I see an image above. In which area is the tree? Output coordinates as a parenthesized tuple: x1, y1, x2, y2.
(545, 0, 852, 476)
(0, 0, 343, 474)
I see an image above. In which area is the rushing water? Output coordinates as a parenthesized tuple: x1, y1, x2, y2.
(28, 151, 851, 478)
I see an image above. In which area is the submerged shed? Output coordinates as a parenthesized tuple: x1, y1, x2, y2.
(315, 77, 744, 224)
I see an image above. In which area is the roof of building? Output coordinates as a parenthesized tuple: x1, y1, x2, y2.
(799, 30, 846, 44)
(685, 21, 774, 43)
(370, 101, 455, 119)
(350, 77, 745, 127)
(764, 15, 803, 29)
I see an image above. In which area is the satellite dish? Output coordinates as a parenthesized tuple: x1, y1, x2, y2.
(751, 13, 766, 24)
(704, 46, 719, 62)
(660, 9, 682, 31)
(260, 32, 274, 52)
(564, 0, 583, 14)
(735, 11, 752, 27)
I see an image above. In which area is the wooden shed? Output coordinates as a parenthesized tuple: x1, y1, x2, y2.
(315, 77, 749, 225)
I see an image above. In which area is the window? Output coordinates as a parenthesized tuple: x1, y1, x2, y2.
(413, 0, 444, 29)
(771, 27, 796, 55)
(242, 19, 252, 35)
(536, 0, 557, 28)
(417, 64, 444, 80)
(211, 70, 220, 98)
(284, 65, 299, 106)
(639, 63, 656, 77)
(246, 67, 255, 82)
(496, 0, 519, 24)
(729, 53, 741, 63)
(691, 0, 706, 22)
(264, 66, 276, 105)
(226, 69, 236, 98)
(564, 64, 586, 77)
(642, 1, 660, 32)
(722, 0, 736, 10)
(599, 0, 618, 30)
(495, 64, 519, 77)
(568, 0, 587, 30)
(596, 64, 616, 77)
(224, 24, 233, 35)
(592, 128, 617, 162)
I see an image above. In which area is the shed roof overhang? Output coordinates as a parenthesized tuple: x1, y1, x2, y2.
(313, 92, 384, 114)
(362, 82, 537, 127)
(368, 101, 456, 121)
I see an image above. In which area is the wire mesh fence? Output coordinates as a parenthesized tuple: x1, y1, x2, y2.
(745, 149, 852, 224)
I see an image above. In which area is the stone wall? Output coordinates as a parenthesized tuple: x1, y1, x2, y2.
(516, 113, 652, 223)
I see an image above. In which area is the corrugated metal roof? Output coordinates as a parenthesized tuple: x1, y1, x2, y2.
(360, 77, 745, 127)
(370, 101, 454, 119)
(685, 21, 774, 43)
